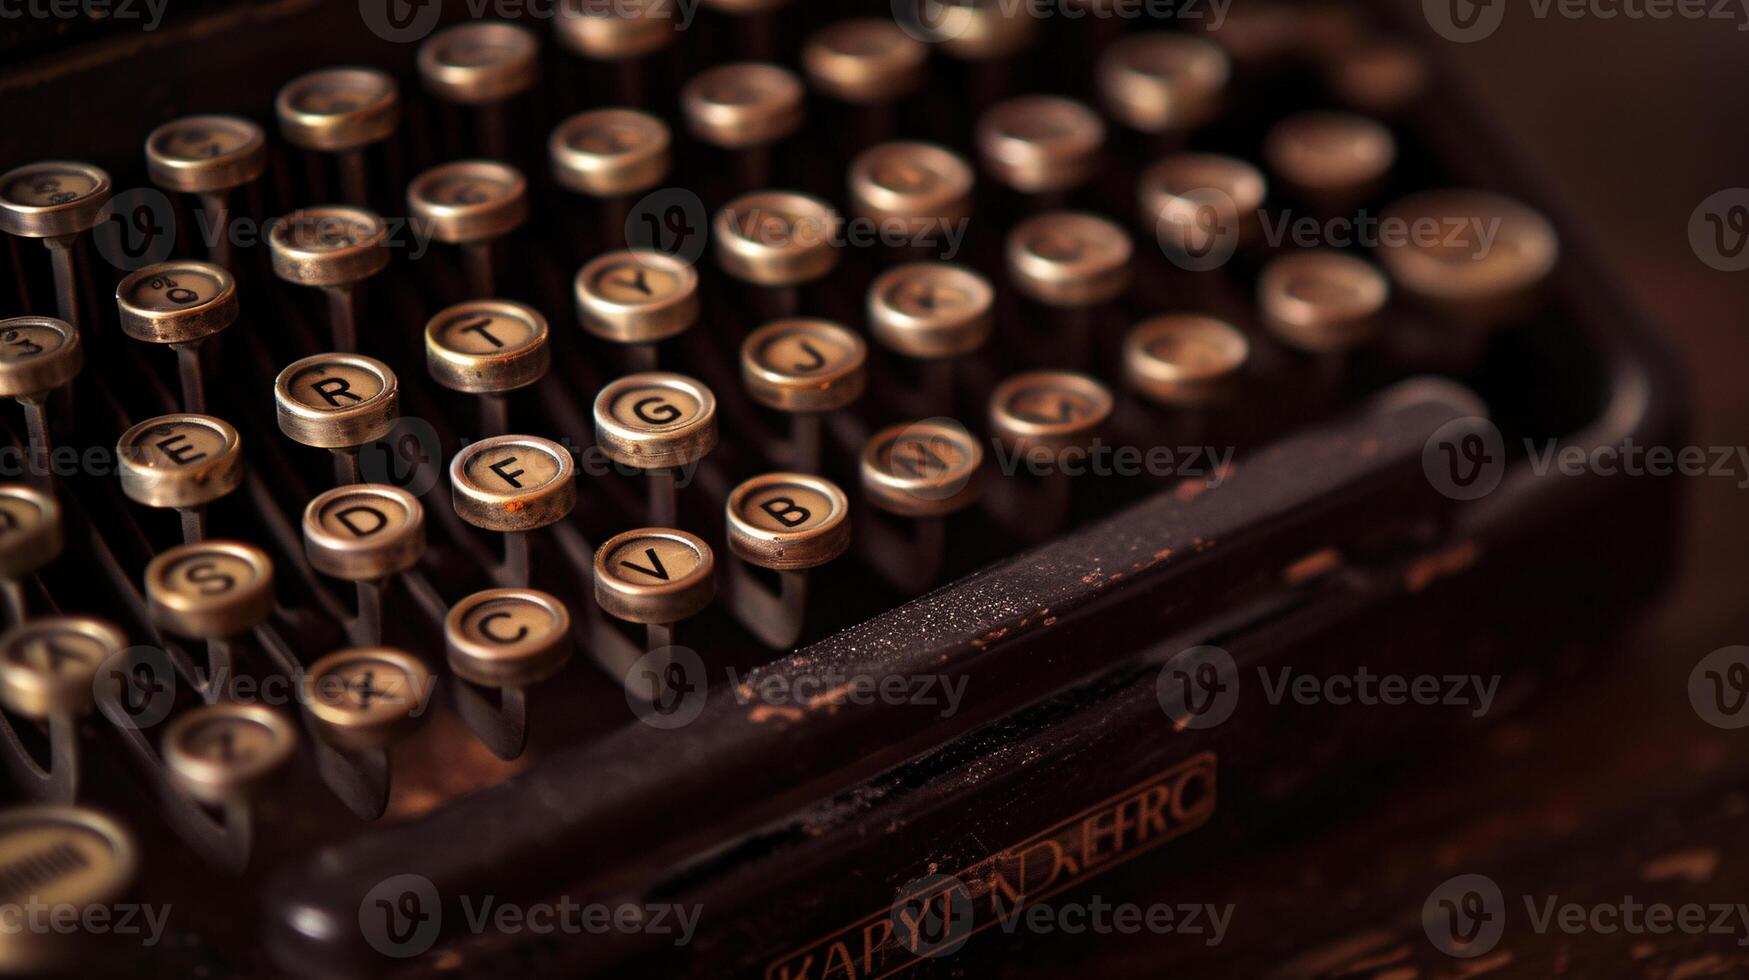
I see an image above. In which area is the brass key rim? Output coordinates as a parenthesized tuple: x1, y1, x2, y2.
(407, 161, 529, 245)
(803, 18, 928, 104)
(302, 483, 427, 580)
(725, 472, 851, 570)
(0, 161, 112, 238)
(275, 67, 400, 152)
(424, 299, 551, 394)
(448, 434, 577, 532)
(866, 262, 994, 359)
(681, 62, 806, 149)
(0, 616, 125, 718)
(1123, 314, 1250, 408)
(573, 250, 700, 343)
(145, 115, 269, 194)
(1097, 32, 1231, 134)
(418, 21, 540, 105)
(549, 108, 671, 197)
(988, 370, 1114, 454)
(273, 353, 400, 449)
(0, 805, 136, 971)
(860, 419, 985, 518)
(268, 206, 392, 287)
(145, 540, 276, 639)
(554, 0, 679, 60)
(303, 647, 433, 750)
(115, 261, 240, 345)
(976, 95, 1104, 193)
(162, 703, 299, 804)
(445, 587, 573, 688)
(1259, 250, 1391, 352)
(740, 319, 868, 413)
(1006, 212, 1133, 307)
(714, 191, 842, 286)
(0, 316, 82, 398)
(0, 484, 62, 580)
(593, 527, 715, 624)
(592, 372, 719, 469)
(116, 413, 245, 509)
(848, 141, 974, 226)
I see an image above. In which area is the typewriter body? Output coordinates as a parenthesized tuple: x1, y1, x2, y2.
(0, 0, 1683, 976)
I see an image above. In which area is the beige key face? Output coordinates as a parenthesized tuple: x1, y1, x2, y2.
(729, 206, 827, 251)
(0, 817, 126, 906)
(2, 629, 106, 687)
(458, 595, 565, 648)
(885, 274, 972, 319)
(1146, 326, 1245, 378)
(1026, 227, 1117, 267)
(874, 429, 976, 485)
(603, 535, 704, 586)
(1, 167, 101, 207)
(1002, 381, 1104, 430)
(312, 656, 420, 725)
(567, 117, 656, 156)
(737, 482, 839, 534)
(750, 325, 856, 380)
(279, 213, 381, 252)
(289, 75, 392, 116)
(591, 260, 684, 307)
(315, 489, 417, 542)
(176, 713, 282, 768)
(121, 418, 231, 471)
(608, 384, 704, 433)
(0, 323, 69, 362)
(461, 443, 566, 494)
(119, 267, 227, 312)
(156, 549, 265, 603)
(1281, 261, 1381, 319)
(151, 120, 257, 161)
(871, 155, 948, 197)
(431, 34, 521, 69)
(0, 495, 45, 539)
(432, 307, 540, 356)
(419, 173, 515, 208)
(284, 361, 387, 412)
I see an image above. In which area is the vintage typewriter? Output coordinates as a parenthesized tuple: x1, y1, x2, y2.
(0, 0, 1684, 975)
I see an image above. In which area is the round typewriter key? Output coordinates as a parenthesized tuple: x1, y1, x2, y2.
(0, 485, 60, 583)
(116, 260, 237, 412)
(741, 319, 867, 414)
(1204, 0, 1301, 68)
(268, 205, 390, 351)
(275, 353, 399, 467)
(742, 320, 866, 472)
(555, 0, 678, 61)
(0, 161, 112, 240)
(1264, 111, 1396, 210)
(0, 161, 111, 332)
(0, 316, 81, 488)
(303, 647, 432, 751)
(914, 0, 1037, 61)
(425, 300, 549, 432)
(593, 373, 716, 524)
(419, 21, 539, 105)
(594, 528, 714, 625)
(867, 262, 994, 360)
(682, 63, 804, 182)
(408, 161, 527, 296)
(726, 472, 850, 571)
(0, 617, 124, 719)
(446, 588, 572, 688)
(1097, 33, 1231, 135)
(1124, 315, 1250, 407)
(275, 67, 399, 204)
(450, 434, 576, 535)
(145, 115, 267, 195)
(303, 484, 425, 581)
(162, 703, 297, 804)
(146, 115, 267, 269)
(550, 109, 670, 197)
(1007, 212, 1132, 307)
(116, 414, 244, 538)
(0, 806, 137, 971)
(848, 142, 973, 238)
(1140, 153, 1268, 266)
(861, 418, 984, 518)
(145, 540, 274, 639)
(714, 190, 841, 288)
(1258, 250, 1390, 353)
(976, 96, 1104, 194)
(724, 473, 848, 649)
(988, 370, 1113, 455)
(1377, 189, 1559, 324)
(803, 18, 928, 104)
(574, 250, 699, 368)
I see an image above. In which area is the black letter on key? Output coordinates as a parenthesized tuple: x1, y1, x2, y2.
(155, 432, 207, 465)
(758, 496, 809, 528)
(633, 397, 682, 426)
(311, 377, 362, 406)
(335, 505, 387, 537)
(488, 456, 525, 488)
